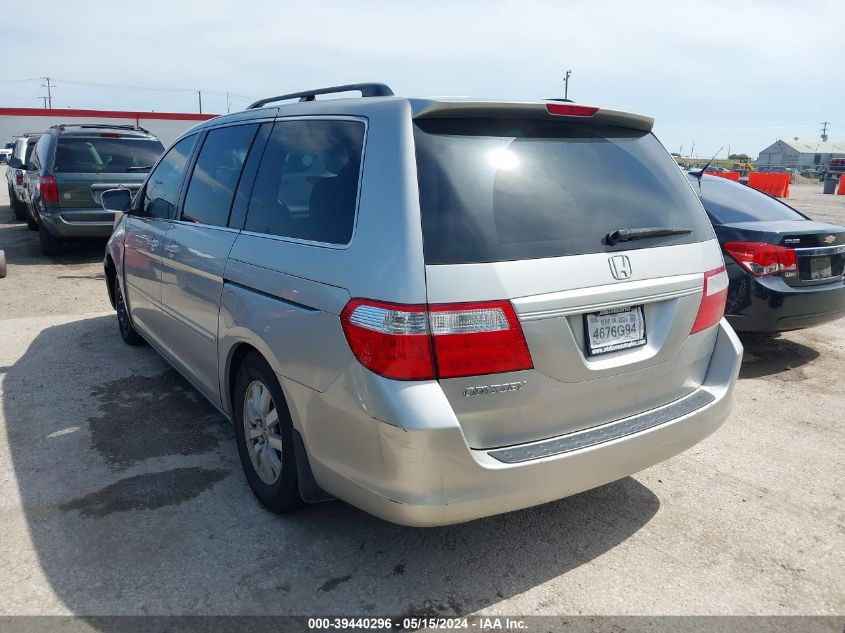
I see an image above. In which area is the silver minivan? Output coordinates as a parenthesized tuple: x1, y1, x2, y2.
(103, 83, 743, 526)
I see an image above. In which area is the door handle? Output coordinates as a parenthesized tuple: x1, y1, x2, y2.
(147, 239, 160, 250)
(164, 242, 180, 254)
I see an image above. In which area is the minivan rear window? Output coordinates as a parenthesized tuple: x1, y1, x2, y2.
(414, 119, 713, 264)
(54, 137, 165, 174)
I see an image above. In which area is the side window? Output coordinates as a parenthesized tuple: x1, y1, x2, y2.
(244, 119, 365, 245)
(181, 124, 258, 226)
(142, 135, 198, 219)
(31, 136, 47, 169)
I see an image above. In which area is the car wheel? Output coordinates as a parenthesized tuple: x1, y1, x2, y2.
(114, 275, 143, 346)
(8, 187, 25, 221)
(233, 353, 303, 514)
(13, 197, 28, 221)
(38, 224, 62, 256)
(26, 211, 38, 231)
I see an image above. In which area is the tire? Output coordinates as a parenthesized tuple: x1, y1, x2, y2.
(38, 224, 62, 256)
(13, 201, 27, 221)
(8, 186, 26, 221)
(114, 275, 144, 346)
(233, 353, 303, 514)
(26, 212, 38, 231)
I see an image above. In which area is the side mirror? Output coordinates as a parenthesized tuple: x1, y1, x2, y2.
(101, 188, 132, 213)
(8, 157, 22, 169)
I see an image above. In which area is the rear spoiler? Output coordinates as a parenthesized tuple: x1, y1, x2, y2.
(411, 100, 654, 133)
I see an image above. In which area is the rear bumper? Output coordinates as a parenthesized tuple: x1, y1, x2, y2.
(293, 319, 743, 527)
(726, 271, 845, 332)
(38, 209, 117, 239)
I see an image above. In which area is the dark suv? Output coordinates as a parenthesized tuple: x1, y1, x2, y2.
(25, 124, 165, 255)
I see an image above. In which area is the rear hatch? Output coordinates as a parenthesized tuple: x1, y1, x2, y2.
(52, 133, 164, 214)
(414, 107, 723, 449)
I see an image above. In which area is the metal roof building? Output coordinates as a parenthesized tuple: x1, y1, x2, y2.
(757, 138, 845, 170)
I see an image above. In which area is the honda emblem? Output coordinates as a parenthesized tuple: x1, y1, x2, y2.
(609, 255, 632, 280)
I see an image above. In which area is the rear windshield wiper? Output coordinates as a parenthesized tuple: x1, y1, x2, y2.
(605, 227, 692, 246)
(125, 165, 152, 171)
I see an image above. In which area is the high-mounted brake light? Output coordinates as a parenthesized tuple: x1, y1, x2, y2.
(100, 133, 122, 138)
(690, 266, 729, 334)
(546, 103, 599, 117)
(723, 242, 797, 277)
(15, 169, 23, 186)
(40, 175, 59, 204)
(340, 299, 533, 380)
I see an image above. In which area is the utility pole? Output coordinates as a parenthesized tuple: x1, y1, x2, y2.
(691, 141, 695, 158)
(41, 76, 54, 109)
(38, 96, 49, 109)
(226, 91, 232, 114)
(198, 90, 203, 114)
(820, 121, 830, 142)
(563, 69, 572, 101)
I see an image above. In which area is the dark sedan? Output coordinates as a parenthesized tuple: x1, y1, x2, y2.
(687, 173, 845, 332)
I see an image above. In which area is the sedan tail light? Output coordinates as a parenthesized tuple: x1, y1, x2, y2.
(690, 266, 729, 334)
(15, 169, 23, 186)
(40, 175, 59, 204)
(340, 299, 533, 380)
(723, 241, 797, 277)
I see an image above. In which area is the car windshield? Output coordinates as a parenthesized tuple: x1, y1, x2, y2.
(54, 136, 164, 173)
(692, 176, 805, 224)
(414, 118, 712, 264)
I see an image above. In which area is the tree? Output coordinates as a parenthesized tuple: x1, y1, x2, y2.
(728, 153, 750, 161)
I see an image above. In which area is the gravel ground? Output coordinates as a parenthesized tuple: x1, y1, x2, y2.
(0, 169, 843, 619)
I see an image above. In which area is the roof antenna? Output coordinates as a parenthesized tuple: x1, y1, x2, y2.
(692, 146, 724, 182)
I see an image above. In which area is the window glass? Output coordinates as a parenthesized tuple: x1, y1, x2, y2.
(54, 137, 164, 173)
(30, 136, 46, 169)
(182, 124, 258, 226)
(692, 176, 806, 224)
(24, 138, 40, 165)
(142, 135, 198, 219)
(244, 120, 365, 245)
(414, 119, 713, 264)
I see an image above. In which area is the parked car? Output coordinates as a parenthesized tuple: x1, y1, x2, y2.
(6, 134, 41, 222)
(102, 83, 743, 526)
(687, 173, 845, 332)
(24, 124, 164, 255)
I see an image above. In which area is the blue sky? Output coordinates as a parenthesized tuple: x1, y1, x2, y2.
(1, 0, 841, 157)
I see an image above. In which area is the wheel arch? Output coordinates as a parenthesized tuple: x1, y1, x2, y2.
(104, 254, 117, 309)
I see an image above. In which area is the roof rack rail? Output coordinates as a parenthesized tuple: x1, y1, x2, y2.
(247, 82, 394, 109)
(51, 123, 152, 134)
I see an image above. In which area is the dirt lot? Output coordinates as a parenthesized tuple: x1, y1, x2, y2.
(0, 168, 843, 617)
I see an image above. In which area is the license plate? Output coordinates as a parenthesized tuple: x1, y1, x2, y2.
(584, 306, 646, 356)
(809, 256, 833, 280)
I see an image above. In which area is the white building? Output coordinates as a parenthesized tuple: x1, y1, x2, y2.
(0, 107, 217, 147)
(756, 138, 845, 170)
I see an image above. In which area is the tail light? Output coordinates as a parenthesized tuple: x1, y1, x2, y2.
(15, 169, 23, 186)
(40, 175, 59, 204)
(340, 299, 533, 381)
(690, 266, 729, 334)
(723, 241, 797, 277)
